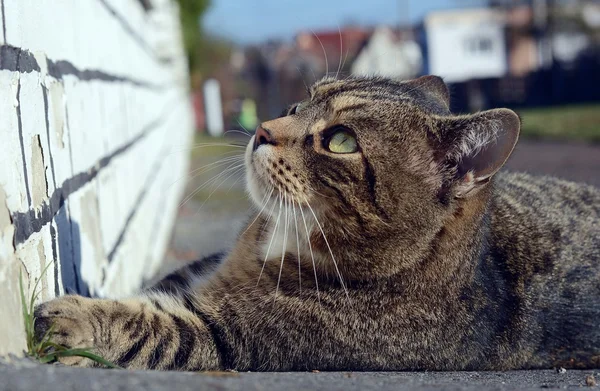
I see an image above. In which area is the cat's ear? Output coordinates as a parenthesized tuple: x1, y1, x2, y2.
(436, 108, 520, 198)
(405, 75, 450, 109)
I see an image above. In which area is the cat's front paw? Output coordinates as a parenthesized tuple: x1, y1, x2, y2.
(34, 295, 97, 366)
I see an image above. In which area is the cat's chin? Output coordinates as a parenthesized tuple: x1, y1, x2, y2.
(245, 136, 270, 209)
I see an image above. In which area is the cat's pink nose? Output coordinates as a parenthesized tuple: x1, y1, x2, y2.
(254, 126, 275, 150)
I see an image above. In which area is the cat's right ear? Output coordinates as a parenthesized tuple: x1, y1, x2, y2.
(404, 75, 450, 109)
(434, 108, 520, 198)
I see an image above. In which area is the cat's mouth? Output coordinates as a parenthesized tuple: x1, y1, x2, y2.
(245, 135, 309, 214)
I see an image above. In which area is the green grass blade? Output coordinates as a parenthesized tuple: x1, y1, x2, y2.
(19, 269, 34, 354)
(44, 341, 68, 352)
(29, 261, 54, 317)
(54, 349, 122, 369)
(19, 261, 119, 369)
(34, 323, 55, 353)
(38, 354, 58, 364)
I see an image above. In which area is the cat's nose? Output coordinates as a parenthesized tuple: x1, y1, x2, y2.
(254, 126, 275, 150)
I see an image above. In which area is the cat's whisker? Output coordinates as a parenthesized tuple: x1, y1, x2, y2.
(291, 198, 302, 293)
(224, 129, 252, 138)
(188, 141, 247, 147)
(194, 165, 246, 216)
(275, 192, 290, 301)
(298, 200, 320, 304)
(340, 47, 350, 79)
(168, 154, 244, 190)
(253, 192, 279, 253)
(167, 143, 246, 155)
(296, 66, 310, 94)
(257, 193, 283, 286)
(225, 174, 244, 194)
(241, 187, 275, 237)
(303, 196, 349, 301)
(298, 52, 318, 83)
(335, 25, 343, 80)
(236, 121, 254, 137)
(187, 154, 244, 177)
(261, 191, 279, 227)
(180, 163, 239, 208)
(306, 185, 334, 200)
(179, 160, 244, 207)
(312, 29, 329, 77)
(180, 161, 244, 208)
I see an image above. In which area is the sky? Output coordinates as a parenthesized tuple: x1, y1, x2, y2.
(203, 0, 488, 44)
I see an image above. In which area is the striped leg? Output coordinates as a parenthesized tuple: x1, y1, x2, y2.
(147, 252, 224, 296)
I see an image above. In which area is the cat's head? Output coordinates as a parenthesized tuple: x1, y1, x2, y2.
(245, 75, 519, 277)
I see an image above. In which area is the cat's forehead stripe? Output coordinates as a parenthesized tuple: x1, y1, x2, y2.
(329, 95, 371, 114)
(314, 79, 412, 103)
(310, 77, 451, 116)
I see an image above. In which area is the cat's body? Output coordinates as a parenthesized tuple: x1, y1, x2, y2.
(35, 76, 600, 371)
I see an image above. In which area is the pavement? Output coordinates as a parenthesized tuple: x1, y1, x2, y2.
(0, 357, 598, 390)
(2, 139, 599, 390)
(505, 140, 600, 188)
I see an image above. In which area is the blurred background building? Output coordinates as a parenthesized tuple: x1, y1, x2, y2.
(169, 0, 600, 264)
(185, 0, 600, 134)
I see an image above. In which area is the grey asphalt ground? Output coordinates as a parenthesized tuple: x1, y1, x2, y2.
(2, 140, 599, 390)
(0, 357, 598, 391)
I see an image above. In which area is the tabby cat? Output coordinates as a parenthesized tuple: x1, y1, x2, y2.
(35, 75, 600, 371)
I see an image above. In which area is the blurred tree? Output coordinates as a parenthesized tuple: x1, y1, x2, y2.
(175, 0, 211, 72)
(175, 0, 234, 89)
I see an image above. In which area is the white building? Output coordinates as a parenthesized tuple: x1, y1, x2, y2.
(425, 9, 507, 83)
(351, 27, 422, 80)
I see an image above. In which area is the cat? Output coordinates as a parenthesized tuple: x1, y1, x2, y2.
(35, 75, 600, 371)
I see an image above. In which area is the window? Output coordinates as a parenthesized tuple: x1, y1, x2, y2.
(465, 36, 494, 55)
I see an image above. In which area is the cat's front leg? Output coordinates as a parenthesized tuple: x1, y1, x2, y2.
(34, 293, 221, 370)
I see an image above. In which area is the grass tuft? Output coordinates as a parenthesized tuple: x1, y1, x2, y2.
(19, 263, 121, 369)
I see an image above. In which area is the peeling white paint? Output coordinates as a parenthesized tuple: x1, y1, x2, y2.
(49, 81, 66, 149)
(11, 75, 20, 108)
(32, 51, 49, 87)
(30, 135, 49, 209)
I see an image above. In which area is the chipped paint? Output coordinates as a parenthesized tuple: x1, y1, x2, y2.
(10, 73, 19, 107)
(30, 135, 48, 209)
(32, 51, 49, 87)
(0, 185, 15, 268)
(0, 260, 27, 357)
(37, 240, 48, 301)
(48, 82, 65, 148)
(0, 185, 10, 231)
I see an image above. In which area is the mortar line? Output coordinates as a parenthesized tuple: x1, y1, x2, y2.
(16, 79, 33, 208)
(1, 0, 6, 44)
(49, 224, 61, 296)
(0, 44, 163, 90)
(96, 0, 171, 65)
(42, 87, 58, 190)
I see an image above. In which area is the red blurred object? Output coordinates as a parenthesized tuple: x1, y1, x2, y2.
(192, 89, 206, 132)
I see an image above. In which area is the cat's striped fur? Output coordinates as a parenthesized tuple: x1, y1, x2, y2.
(35, 75, 600, 370)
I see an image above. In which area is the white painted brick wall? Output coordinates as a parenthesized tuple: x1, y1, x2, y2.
(0, 0, 194, 356)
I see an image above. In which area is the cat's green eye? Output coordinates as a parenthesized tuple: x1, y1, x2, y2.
(326, 128, 358, 154)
